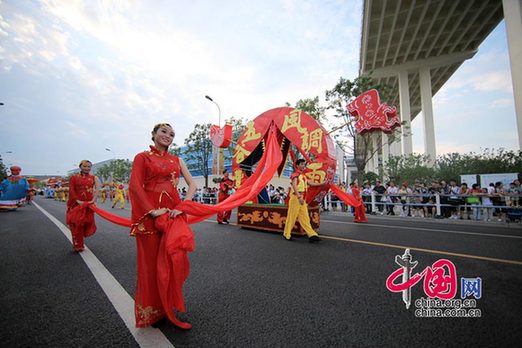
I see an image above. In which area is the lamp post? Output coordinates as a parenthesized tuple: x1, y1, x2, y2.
(105, 148, 116, 159)
(1, 151, 13, 165)
(205, 95, 222, 175)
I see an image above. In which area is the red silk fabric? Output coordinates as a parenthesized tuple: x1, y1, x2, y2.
(88, 141, 363, 227)
(89, 126, 284, 226)
(329, 184, 363, 208)
(89, 204, 132, 227)
(210, 124, 233, 148)
(154, 214, 194, 315)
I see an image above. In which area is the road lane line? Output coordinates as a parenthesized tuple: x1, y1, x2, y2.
(321, 218, 522, 239)
(33, 202, 174, 348)
(200, 218, 522, 265)
(320, 235, 522, 266)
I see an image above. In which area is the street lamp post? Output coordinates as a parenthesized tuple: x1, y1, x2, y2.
(205, 95, 222, 176)
(1, 151, 13, 165)
(105, 148, 116, 159)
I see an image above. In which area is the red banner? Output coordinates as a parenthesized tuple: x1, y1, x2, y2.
(329, 184, 363, 208)
(210, 124, 232, 148)
(347, 89, 400, 134)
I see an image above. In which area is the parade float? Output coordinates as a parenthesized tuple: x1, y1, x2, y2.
(0, 166, 30, 211)
(228, 107, 337, 235)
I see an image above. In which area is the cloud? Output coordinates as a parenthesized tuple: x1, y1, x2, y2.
(492, 98, 514, 108)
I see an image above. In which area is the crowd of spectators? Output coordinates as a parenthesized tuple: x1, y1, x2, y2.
(328, 179, 522, 222)
(180, 178, 522, 223)
(180, 184, 291, 205)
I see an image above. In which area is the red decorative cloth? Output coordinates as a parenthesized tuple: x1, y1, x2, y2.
(66, 173, 96, 251)
(154, 214, 194, 319)
(329, 184, 363, 208)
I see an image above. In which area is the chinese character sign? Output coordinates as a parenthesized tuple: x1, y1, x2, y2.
(347, 89, 400, 134)
(232, 107, 336, 206)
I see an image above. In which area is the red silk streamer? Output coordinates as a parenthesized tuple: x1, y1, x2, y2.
(86, 125, 283, 226)
(89, 204, 132, 227)
(154, 214, 194, 316)
(329, 184, 363, 208)
(181, 125, 283, 223)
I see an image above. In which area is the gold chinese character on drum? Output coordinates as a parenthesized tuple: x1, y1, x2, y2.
(232, 107, 337, 207)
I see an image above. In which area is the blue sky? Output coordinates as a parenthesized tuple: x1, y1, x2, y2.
(0, 0, 517, 175)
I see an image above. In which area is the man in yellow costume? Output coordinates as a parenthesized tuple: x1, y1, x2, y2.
(112, 182, 125, 209)
(100, 185, 107, 203)
(283, 159, 324, 242)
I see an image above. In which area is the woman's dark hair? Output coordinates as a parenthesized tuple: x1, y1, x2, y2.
(295, 159, 306, 166)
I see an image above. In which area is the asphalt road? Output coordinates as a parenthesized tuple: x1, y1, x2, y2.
(1, 196, 521, 347)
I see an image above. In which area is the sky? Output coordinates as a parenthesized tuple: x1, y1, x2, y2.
(0, 0, 518, 176)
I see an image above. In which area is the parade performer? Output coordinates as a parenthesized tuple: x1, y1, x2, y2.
(350, 181, 368, 223)
(112, 182, 125, 209)
(129, 123, 197, 329)
(66, 160, 100, 252)
(283, 159, 324, 242)
(0, 165, 30, 210)
(217, 169, 234, 224)
(100, 186, 107, 203)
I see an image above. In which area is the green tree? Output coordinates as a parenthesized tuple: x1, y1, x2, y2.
(96, 159, 133, 183)
(362, 171, 379, 185)
(385, 154, 437, 185)
(169, 143, 183, 157)
(184, 123, 213, 187)
(436, 148, 522, 182)
(286, 96, 326, 122)
(0, 156, 7, 181)
(384, 148, 522, 185)
(325, 75, 393, 183)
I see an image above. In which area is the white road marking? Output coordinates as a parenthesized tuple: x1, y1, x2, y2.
(33, 202, 174, 348)
(321, 218, 522, 239)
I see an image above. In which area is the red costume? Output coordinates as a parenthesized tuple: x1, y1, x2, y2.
(129, 146, 194, 329)
(351, 184, 368, 223)
(66, 173, 97, 251)
(216, 176, 234, 223)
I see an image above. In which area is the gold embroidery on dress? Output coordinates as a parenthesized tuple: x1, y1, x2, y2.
(136, 304, 164, 326)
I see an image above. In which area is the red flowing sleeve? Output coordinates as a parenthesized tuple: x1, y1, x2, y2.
(129, 153, 155, 217)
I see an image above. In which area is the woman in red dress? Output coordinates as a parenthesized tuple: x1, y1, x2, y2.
(350, 181, 368, 223)
(129, 123, 197, 329)
(217, 169, 234, 224)
(66, 160, 100, 252)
